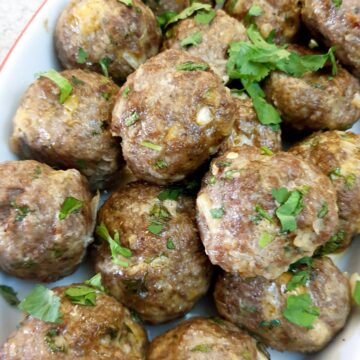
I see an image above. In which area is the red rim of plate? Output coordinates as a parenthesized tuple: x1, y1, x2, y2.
(0, 0, 49, 72)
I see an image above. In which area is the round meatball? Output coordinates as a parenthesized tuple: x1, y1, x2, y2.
(55, 0, 162, 81)
(163, 10, 248, 82)
(0, 285, 148, 359)
(224, 0, 301, 43)
(291, 131, 360, 251)
(220, 94, 282, 153)
(143, 0, 211, 16)
(196, 145, 338, 279)
(214, 256, 351, 352)
(301, 0, 360, 76)
(0, 161, 97, 282)
(93, 182, 212, 324)
(147, 317, 268, 360)
(264, 48, 360, 132)
(11, 69, 123, 190)
(111, 50, 235, 185)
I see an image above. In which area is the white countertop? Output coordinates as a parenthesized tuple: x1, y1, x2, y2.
(0, 0, 43, 64)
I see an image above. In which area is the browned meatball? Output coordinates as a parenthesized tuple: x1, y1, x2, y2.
(301, 0, 360, 76)
(93, 182, 212, 324)
(143, 0, 211, 16)
(264, 47, 360, 132)
(11, 69, 123, 190)
(224, 0, 301, 43)
(214, 257, 351, 352)
(196, 145, 338, 279)
(147, 317, 268, 359)
(163, 10, 247, 82)
(111, 50, 235, 185)
(0, 285, 148, 359)
(55, 0, 162, 81)
(220, 94, 282, 153)
(0, 161, 97, 282)
(291, 131, 360, 251)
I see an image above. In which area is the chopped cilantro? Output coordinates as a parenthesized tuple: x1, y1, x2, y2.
(255, 204, 273, 223)
(224, 169, 241, 180)
(166, 3, 212, 28)
(157, 11, 177, 29)
(124, 112, 140, 126)
(158, 188, 181, 201)
(332, 0, 342, 8)
(248, 4, 262, 17)
(194, 9, 216, 25)
(59, 197, 83, 220)
(101, 92, 111, 101)
(180, 31, 203, 48)
(283, 294, 320, 328)
(190, 344, 212, 352)
(154, 159, 168, 169)
(354, 281, 360, 306)
(148, 221, 164, 234)
(18, 285, 62, 323)
(329, 167, 341, 180)
(140, 140, 162, 151)
(65, 286, 97, 306)
(121, 86, 130, 97)
(286, 256, 314, 292)
(215, 160, 231, 168)
(315, 230, 346, 255)
(84, 273, 105, 292)
(176, 61, 209, 71)
(317, 202, 328, 219)
(167, 238, 175, 250)
(11, 202, 29, 222)
(259, 319, 281, 329)
(259, 232, 273, 248)
(44, 328, 66, 353)
(260, 146, 273, 156)
(210, 207, 225, 219)
(38, 69, 72, 104)
(76, 47, 88, 64)
(117, 0, 132, 6)
(0, 285, 20, 306)
(71, 75, 85, 86)
(345, 173, 356, 189)
(99, 57, 111, 77)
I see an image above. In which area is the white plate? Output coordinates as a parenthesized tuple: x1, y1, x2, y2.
(0, 1, 360, 359)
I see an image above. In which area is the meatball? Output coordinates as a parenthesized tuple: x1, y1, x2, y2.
(11, 69, 123, 190)
(0, 285, 148, 359)
(301, 0, 360, 76)
(290, 131, 360, 251)
(214, 256, 351, 352)
(0, 160, 97, 282)
(220, 94, 282, 153)
(143, 0, 211, 16)
(93, 182, 212, 324)
(196, 145, 338, 279)
(147, 317, 268, 359)
(111, 50, 235, 185)
(224, 0, 301, 43)
(264, 47, 360, 132)
(163, 10, 247, 82)
(55, 0, 162, 81)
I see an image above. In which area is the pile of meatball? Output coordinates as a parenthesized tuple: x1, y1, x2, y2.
(1, 0, 360, 358)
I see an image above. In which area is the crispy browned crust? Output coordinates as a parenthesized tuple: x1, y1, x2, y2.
(214, 257, 351, 352)
(0, 285, 148, 359)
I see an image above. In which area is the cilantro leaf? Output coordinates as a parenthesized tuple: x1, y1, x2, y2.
(157, 11, 177, 29)
(167, 238, 176, 250)
(255, 204, 273, 223)
(99, 57, 111, 77)
(194, 9, 216, 25)
(332, 0, 342, 8)
(271, 187, 290, 204)
(59, 197, 83, 220)
(158, 188, 181, 201)
(166, 3, 212, 28)
(354, 281, 360, 306)
(154, 159, 168, 169)
(259, 232, 273, 249)
(124, 112, 140, 126)
(248, 4, 262, 17)
(38, 70, 72, 104)
(118, 0, 132, 6)
(45, 328, 66, 353)
(190, 344, 212, 352)
(260, 146, 273, 156)
(18, 285, 62, 323)
(176, 61, 209, 71)
(210, 207, 225, 219)
(180, 31, 203, 48)
(315, 229, 346, 255)
(317, 202, 328, 219)
(140, 140, 162, 151)
(84, 273, 105, 292)
(11, 202, 30, 222)
(286, 271, 310, 292)
(259, 319, 281, 329)
(76, 48, 88, 64)
(0, 285, 20, 306)
(65, 286, 97, 306)
(122, 86, 130, 97)
(148, 221, 164, 235)
(283, 294, 320, 328)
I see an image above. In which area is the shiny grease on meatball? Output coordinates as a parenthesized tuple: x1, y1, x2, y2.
(55, 0, 162, 80)
(220, 94, 282, 153)
(0, 285, 148, 359)
(264, 46, 360, 132)
(224, 0, 301, 43)
(214, 257, 351, 352)
(93, 182, 212, 324)
(301, 0, 360, 76)
(11, 69, 123, 190)
(147, 317, 268, 360)
(111, 50, 235, 185)
(291, 131, 360, 251)
(0, 161, 97, 282)
(196, 145, 338, 279)
(163, 9, 248, 82)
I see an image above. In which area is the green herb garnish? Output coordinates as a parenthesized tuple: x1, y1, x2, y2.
(332, 0, 342, 8)
(190, 344, 212, 352)
(317, 202, 328, 219)
(260, 146, 273, 156)
(99, 57, 111, 77)
(11, 202, 29, 222)
(210, 207, 225, 219)
(255, 204, 273, 223)
(194, 9, 216, 25)
(167, 238, 175, 250)
(18, 285, 62, 323)
(65, 286, 97, 306)
(154, 159, 168, 169)
(157, 11, 177, 29)
(354, 281, 360, 305)
(121, 86, 130, 97)
(259, 319, 281, 329)
(118, 0, 132, 6)
(176, 61, 209, 71)
(180, 31, 203, 48)
(44, 328, 66, 353)
(258, 232, 273, 249)
(84, 273, 105, 292)
(59, 197, 83, 220)
(158, 188, 181, 201)
(166, 3, 212, 28)
(76, 47, 88, 64)
(140, 140, 162, 151)
(0, 285, 20, 306)
(124, 112, 140, 126)
(71, 75, 85, 86)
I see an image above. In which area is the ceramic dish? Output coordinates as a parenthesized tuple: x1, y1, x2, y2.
(0, 1, 359, 359)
